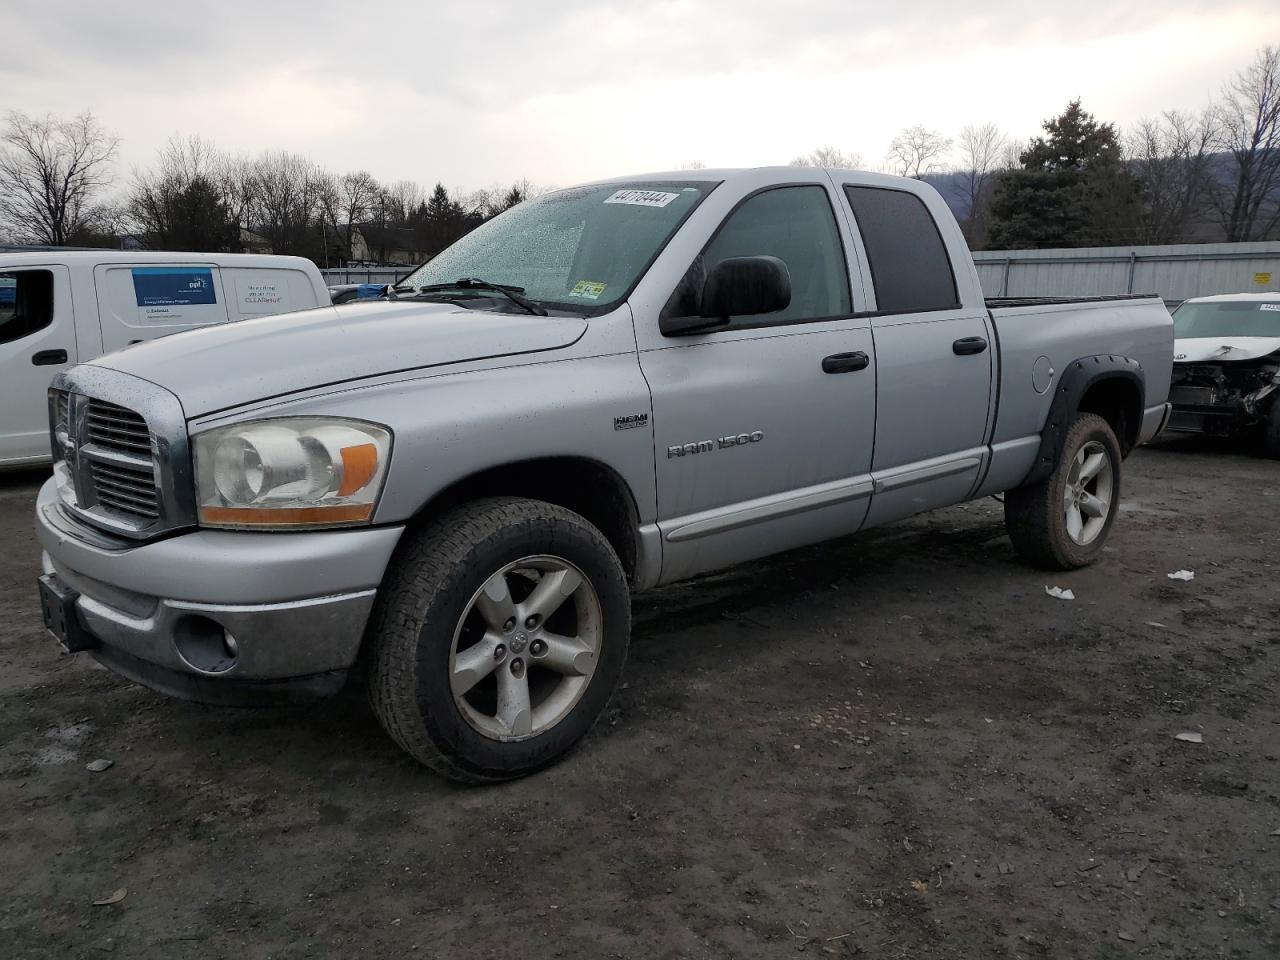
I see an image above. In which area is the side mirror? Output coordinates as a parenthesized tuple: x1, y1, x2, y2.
(660, 255, 791, 336)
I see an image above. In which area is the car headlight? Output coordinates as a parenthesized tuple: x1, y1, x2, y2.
(193, 418, 392, 529)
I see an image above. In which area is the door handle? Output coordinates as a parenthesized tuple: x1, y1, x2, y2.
(822, 351, 870, 374)
(32, 349, 68, 366)
(953, 337, 988, 356)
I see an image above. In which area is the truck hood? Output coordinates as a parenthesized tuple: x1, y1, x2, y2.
(92, 300, 587, 417)
(1174, 336, 1280, 364)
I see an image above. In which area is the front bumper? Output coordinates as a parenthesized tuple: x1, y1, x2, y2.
(1165, 404, 1247, 436)
(35, 478, 404, 704)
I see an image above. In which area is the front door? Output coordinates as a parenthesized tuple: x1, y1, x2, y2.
(637, 179, 878, 582)
(0, 265, 76, 464)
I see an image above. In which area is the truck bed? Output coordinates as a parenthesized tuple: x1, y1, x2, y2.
(985, 294, 1159, 309)
(984, 294, 1174, 452)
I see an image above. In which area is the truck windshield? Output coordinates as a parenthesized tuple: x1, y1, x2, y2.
(1173, 300, 1280, 339)
(396, 181, 713, 313)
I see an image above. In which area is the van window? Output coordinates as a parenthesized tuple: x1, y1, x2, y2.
(843, 186, 959, 314)
(0, 270, 55, 344)
(671, 185, 850, 327)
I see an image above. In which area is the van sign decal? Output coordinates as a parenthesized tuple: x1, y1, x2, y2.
(132, 268, 217, 307)
(237, 277, 285, 313)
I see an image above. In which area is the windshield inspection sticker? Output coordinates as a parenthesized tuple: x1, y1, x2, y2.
(1259, 303, 1280, 311)
(604, 189, 680, 208)
(569, 280, 607, 300)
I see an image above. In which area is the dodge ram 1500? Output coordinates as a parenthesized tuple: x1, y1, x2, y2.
(35, 167, 1174, 782)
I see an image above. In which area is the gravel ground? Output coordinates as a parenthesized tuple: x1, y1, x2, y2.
(0, 439, 1277, 959)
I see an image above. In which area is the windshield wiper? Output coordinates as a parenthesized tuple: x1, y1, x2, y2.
(412, 278, 548, 316)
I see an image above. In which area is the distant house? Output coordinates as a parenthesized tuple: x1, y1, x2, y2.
(239, 228, 272, 255)
(349, 224, 431, 265)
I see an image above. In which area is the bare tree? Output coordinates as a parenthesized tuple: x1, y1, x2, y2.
(129, 136, 239, 250)
(789, 146, 862, 168)
(248, 151, 326, 256)
(885, 126, 951, 179)
(0, 111, 119, 245)
(1126, 109, 1217, 243)
(469, 178, 534, 218)
(1215, 44, 1280, 241)
(318, 169, 380, 262)
(374, 180, 426, 227)
(680, 160, 707, 170)
(955, 123, 1011, 245)
(214, 153, 256, 244)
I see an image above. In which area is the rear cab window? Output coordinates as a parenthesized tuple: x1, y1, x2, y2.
(0, 270, 55, 344)
(842, 186, 959, 314)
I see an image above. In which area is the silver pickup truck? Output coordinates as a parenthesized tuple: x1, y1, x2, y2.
(35, 168, 1174, 782)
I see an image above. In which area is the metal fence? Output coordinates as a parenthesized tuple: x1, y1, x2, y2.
(972, 241, 1280, 306)
(320, 243, 1280, 304)
(320, 267, 409, 286)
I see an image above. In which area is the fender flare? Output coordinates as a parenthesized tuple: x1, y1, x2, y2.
(1021, 354, 1145, 486)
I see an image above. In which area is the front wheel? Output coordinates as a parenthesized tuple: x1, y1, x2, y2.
(1262, 400, 1280, 460)
(1004, 413, 1122, 570)
(366, 497, 630, 783)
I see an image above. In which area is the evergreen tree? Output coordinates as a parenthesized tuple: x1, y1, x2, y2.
(988, 100, 1140, 248)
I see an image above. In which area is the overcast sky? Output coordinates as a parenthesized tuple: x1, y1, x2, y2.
(5, 1, 1278, 193)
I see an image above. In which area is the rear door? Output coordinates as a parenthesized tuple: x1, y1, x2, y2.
(94, 263, 230, 353)
(0, 265, 75, 464)
(636, 177, 878, 582)
(836, 183, 995, 526)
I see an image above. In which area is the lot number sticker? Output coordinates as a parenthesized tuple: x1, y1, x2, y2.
(604, 189, 680, 208)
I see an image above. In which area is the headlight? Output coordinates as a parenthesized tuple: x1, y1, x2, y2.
(193, 418, 392, 529)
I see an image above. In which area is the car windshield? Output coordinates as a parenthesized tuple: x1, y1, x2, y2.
(1172, 299, 1280, 339)
(396, 181, 714, 313)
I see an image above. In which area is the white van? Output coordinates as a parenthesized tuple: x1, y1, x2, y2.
(1, 251, 329, 467)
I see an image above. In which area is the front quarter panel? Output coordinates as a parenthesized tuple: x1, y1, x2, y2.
(185, 308, 657, 528)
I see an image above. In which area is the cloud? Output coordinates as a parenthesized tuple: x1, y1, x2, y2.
(2, 0, 1276, 190)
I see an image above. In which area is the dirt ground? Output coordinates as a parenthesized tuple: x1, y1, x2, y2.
(0, 439, 1277, 959)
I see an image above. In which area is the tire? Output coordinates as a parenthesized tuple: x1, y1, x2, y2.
(1263, 401, 1280, 460)
(1004, 413, 1123, 570)
(366, 497, 630, 783)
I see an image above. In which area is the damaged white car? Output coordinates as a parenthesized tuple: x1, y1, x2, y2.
(1168, 293, 1280, 457)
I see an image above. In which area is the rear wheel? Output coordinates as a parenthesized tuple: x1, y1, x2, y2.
(367, 497, 630, 783)
(1004, 413, 1122, 570)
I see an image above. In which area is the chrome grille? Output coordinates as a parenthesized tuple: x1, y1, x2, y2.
(86, 399, 152, 455)
(50, 366, 196, 541)
(88, 459, 160, 520)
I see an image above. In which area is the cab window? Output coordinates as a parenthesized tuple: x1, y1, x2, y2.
(665, 185, 851, 327)
(843, 186, 959, 314)
(0, 270, 55, 344)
